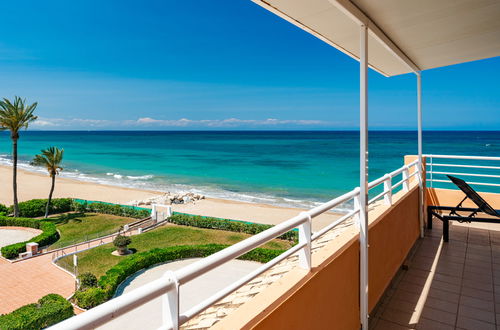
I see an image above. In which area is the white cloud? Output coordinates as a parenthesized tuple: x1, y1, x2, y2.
(32, 117, 112, 128)
(30, 116, 330, 129)
(132, 117, 327, 128)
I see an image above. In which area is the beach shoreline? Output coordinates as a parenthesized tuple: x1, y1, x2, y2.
(0, 165, 341, 231)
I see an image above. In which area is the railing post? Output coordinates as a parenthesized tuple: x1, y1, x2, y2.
(429, 156, 433, 188)
(298, 212, 312, 270)
(151, 204, 157, 221)
(383, 174, 392, 205)
(162, 270, 180, 330)
(402, 167, 410, 192)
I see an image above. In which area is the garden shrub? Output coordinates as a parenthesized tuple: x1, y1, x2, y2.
(169, 213, 298, 241)
(0, 203, 8, 216)
(9, 198, 73, 218)
(78, 272, 98, 289)
(113, 235, 131, 248)
(72, 200, 150, 219)
(0, 216, 59, 259)
(0, 294, 74, 329)
(73, 244, 284, 309)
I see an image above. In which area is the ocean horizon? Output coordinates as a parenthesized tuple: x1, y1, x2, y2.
(0, 130, 499, 211)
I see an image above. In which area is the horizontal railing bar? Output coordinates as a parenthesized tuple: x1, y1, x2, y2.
(311, 209, 358, 241)
(307, 188, 359, 218)
(389, 165, 408, 178)
(429, 163, 500, 170)
(430, 171, 500, 179)
(368, 190, 389, 205)
(50, 273, 177, 330)
(179, 241, 308, 324)
(429, 179, 500, 187)
(175, 188, 360, 286)
(392, 179, 405, 189)
(368, 175, 387, 189)
(408, 171, 419, 179)
(175, 214, 308, 285)
(425, 154, 500, 161)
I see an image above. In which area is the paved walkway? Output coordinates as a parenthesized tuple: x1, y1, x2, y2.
(100, 259, 262, 330)
(0, 253, 75, 314)
(0, 229, 138, 314)
(371, 219, 500, 330)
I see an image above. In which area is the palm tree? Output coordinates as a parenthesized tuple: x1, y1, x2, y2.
(0, 97, 38, 216)
(31, 147, 64, 218)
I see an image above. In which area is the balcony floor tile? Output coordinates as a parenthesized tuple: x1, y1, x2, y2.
(373, 219, 500, 330)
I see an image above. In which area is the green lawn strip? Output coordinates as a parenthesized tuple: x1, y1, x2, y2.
(46, 213, 134, 250)
(58, 224, 293, 277)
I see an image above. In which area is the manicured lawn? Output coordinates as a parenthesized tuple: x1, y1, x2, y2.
(46, 213, 134, 250)
(57, 224, 293, 277)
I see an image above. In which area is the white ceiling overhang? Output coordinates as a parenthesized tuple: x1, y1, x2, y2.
(252, 0, 500, 76)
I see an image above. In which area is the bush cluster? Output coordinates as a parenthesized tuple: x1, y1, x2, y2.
(0, 203, 8, 216)
(113, 235, 132, 248)
(72, 200, 150, 219)
(0, 294, 74, 329)
(73, 244, 284, 309)
(169, 213, 298, 241)
(9, 198, 73, 218)
(0, 216, 59, 259)
(78, 272, 98, 290)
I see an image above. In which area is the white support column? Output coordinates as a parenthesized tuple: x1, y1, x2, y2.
(417, 72, 424, 238)
(359, 24, 369, 330)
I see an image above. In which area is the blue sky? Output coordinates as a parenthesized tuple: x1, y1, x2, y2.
(0, 0, 498, 130)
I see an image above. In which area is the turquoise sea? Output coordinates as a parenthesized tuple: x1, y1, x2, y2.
(0, 131, 498, 210)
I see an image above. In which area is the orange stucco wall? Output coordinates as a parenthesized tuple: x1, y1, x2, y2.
(251, 241, 360, 330)
(368, 187, 420, 311)
(215, 186, 421, 330)
(427, 187, 500, 209)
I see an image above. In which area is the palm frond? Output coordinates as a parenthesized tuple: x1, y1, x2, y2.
(31, 147, 64, 176)
(0, 96, 38, 135)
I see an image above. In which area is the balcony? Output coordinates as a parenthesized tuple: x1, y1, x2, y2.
(49, 154, 500, 329)
(48, 0, 500, 328)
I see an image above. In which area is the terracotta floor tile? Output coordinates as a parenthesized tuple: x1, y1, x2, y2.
(457, 315, 496, 330)
(460, 295, 495, 312)
(420, 306, 456, 326)
(458, 304, 496, 325)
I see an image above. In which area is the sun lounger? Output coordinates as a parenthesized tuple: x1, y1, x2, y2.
(427, 175, 500, 242)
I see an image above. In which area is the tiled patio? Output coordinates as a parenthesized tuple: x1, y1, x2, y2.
(371, 217, 500, 330)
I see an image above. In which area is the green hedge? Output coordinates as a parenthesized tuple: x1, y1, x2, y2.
(72, 200, 150, 219)
(74, 244, 283, 309)
(0, 294, 74, 330)
(0, 216, 59, 259)
(169, 213, 298, 241)
(0, 204, 8, 216)
(8, 198, 73, 218)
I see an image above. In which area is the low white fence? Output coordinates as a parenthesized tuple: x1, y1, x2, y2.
(49, 160, 420, 330)
(426, 154, 500, 192)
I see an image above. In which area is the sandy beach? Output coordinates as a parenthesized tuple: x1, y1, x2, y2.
(0, 165, 341, 231)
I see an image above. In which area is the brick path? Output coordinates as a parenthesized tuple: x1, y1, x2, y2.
(0, 253, 75, 314)
(0, 229, 138, 314)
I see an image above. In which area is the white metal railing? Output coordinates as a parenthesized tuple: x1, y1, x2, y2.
(49, 160, 420, 330)
(425, 155, 500, 190)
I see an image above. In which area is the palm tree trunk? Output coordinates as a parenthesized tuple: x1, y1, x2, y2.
(12, 137, 19, 217)
(45, 174, 56, 218)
